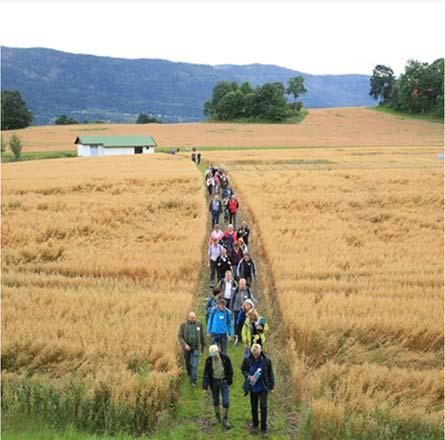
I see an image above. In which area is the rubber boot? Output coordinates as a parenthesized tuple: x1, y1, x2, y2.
(222, 407, 231, 429)
(213, 405, 221, 425)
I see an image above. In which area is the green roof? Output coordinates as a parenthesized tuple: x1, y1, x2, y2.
(74, 136, 157, 148)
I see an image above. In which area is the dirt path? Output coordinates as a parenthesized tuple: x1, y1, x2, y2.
(151, 161, 296, 439)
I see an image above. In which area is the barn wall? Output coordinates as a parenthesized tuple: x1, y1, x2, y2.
(143, 147, 155, 154)
(102, 147, 135, 156)
(77, 144, 90, 157)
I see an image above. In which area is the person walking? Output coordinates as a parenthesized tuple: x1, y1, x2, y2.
(229, 241, 244, 278)
(237, 221, 250, 246)
(236, 299, 255, 348)
(238, 237, 248, 254)
(207, 298, 233, 355)
(216, 247, 232, 281)
(242, 310, 269, 352)
(206, 288, 222, 323)
(197, 152, 201, 164)
(206, 174, 214, 196)
(241, 344, 275, 437)
(227, 195, 239, 228)
(209, 195, 223, 228)
(223, 224, 237, 252)
(237, 253, 257, 287)
(203, 344, 233, 429)
(217, 270, 238, 305)
(178, 311, 206, 387)
(208, 237, 223, 288)
(231, 278, 256, 344)
(209, 223, 224, 244)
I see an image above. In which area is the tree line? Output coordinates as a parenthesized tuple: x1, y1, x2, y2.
(203, 76, 307, 122)
(370, 58, 444, 116)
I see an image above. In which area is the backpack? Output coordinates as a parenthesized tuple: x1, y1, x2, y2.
(209, 306, 230, 331)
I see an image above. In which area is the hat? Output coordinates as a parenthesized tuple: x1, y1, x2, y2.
(258, 317, 267, 326)
(209, 344, 219, 357)
(243, 299, 254, 307)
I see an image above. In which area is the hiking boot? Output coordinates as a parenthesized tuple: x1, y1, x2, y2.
(213, 406, 221, 425)
(222, 407, 231, 429)
(251, 426, 259, 435)
(262, 431, 269, 438)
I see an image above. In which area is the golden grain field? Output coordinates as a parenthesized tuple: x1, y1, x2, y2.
(1, 155, 206, 432)
(222, 147, 444, 436)
(1, 108, 443, 153)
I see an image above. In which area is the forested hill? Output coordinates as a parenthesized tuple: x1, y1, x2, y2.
(1, 46, 375, 124)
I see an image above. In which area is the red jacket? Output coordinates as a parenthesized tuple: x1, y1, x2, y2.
(228, 199, 239, 214)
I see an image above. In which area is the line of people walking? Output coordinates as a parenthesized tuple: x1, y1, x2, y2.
(178, 164, 274, 438)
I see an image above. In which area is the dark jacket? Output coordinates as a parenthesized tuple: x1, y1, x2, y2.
(237, 258, 257, 280)
(229, 247, 244, 268)
(237, 226, 250, 245)
(216, 255, 233, 277)
(241, 353, 274, 394)
(230, 286, 255, 312)
(203, 353, 234, 389)
(209, 200, 223, 215)
(178, 320, 206, 352)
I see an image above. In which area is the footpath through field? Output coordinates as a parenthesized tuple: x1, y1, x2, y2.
(151, 161, 297, 440)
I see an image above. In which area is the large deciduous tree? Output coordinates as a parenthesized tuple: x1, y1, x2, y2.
(287, 76, 307, 102)
(1, 90, 33, 130)
(369, 65, 395, 104)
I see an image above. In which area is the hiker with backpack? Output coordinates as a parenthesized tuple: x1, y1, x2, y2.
(237, 253, 257, 287)
(209, 195, 223, 228)
(207, 298, 233, 355)
(242, 310, 269, 354)
(217, 270, 238, 305)
(227, 195, 239, 228)
(231, 278, 256, 344)
(223, 224, 237, 252)
(241, 343, 275, 438)
(209, 237, 223, 288)
(206, 288, 222, 324)
(236, 299, 255, 349)
(203, 344, 233, 429)
(178, 311, 206, 387)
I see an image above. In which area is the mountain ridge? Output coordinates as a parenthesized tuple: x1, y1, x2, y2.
(1, 46, 375, 124)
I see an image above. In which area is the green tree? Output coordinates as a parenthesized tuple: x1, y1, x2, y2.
(9, 134, 22, 161)
(55, 114, 78, 125)
(136, 113, 160, 123)
(398, 60, 429, 113)
(240, 81, 253, 95)
(252, 82, 288, 121)
(369, 65, 395, 104)
(215, 90, 245, 120)
(287, 76, 307, 102)
(1, 90, 33, 130)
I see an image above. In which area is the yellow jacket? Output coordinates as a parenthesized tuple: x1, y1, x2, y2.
(241, 318, 269, 346)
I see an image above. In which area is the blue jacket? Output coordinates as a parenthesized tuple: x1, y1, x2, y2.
(207, 307, 233, 336)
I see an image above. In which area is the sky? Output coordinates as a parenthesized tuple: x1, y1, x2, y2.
(0, 0, 443, 76)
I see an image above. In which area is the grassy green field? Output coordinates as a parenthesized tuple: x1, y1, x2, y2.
(368, 104, 444, 123)
(1, 150, 76, 162)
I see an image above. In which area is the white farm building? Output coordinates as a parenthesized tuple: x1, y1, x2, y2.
(75, 135, 157, 157)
